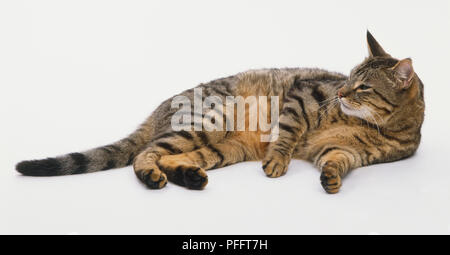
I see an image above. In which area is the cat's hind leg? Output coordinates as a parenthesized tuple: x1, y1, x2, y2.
(157, 136, 262, 189)
(133, 131, 199, 189)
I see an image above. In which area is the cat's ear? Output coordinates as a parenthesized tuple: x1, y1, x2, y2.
(367, 30, 391, 58)
(392, 58, 415, 89)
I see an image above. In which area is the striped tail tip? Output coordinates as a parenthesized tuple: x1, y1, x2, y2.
(16, 158, 63, 176)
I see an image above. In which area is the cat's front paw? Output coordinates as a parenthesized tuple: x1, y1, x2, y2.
(262, 152, 290, 178)
(320, 162, 342, 194)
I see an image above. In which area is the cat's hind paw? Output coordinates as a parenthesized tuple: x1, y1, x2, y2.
(136, 168, 168, 189)
(157, 156, 208, 190)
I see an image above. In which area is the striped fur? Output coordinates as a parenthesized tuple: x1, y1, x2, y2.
(16, 31, 424, 194)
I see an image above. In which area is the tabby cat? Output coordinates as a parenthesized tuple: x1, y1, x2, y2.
(16, 31, 424, 194)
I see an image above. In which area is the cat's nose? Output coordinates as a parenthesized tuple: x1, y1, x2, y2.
(338, 90, 343, 98)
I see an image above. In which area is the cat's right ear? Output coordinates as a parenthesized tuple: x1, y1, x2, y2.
(392, 58, 415, 89)
(367, 30, 391, 58)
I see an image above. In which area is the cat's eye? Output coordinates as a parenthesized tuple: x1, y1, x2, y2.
(357, 84, 371, 90)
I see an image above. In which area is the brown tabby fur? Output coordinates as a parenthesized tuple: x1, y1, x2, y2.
(16, 31, 424, 194)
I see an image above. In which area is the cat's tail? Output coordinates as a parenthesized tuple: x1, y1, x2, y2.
(16, 116, 156, 176)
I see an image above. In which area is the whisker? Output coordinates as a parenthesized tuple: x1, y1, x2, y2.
(318, 96, 338, 105)
(371, 110, 384, 125)
(364, 107, 380, 134)
(314, 97, 338, 113)
(318, 99, 338, 121)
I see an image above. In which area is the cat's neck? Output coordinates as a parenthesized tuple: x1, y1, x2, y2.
(384, 77, 425, 133)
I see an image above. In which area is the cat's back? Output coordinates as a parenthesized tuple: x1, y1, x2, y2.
(235, 68, 347, 96)
(238, 67, 346, 81)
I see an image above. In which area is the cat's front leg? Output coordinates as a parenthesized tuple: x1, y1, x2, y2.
(315, 146, 361, 194)
(262, 92, 310, 177)
(262, 149, 291, 178)
(319, 161, 342, 194)
(262, 120, 305, 177)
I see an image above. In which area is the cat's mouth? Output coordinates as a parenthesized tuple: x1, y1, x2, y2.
(339, 99, 365, 118)
(339, 99, 356, 111)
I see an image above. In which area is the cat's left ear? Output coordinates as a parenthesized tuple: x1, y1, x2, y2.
(367, 31, 391, 58)
(392, 58, 415, 89)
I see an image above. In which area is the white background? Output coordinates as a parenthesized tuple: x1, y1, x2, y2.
(1, 0, 449, 234)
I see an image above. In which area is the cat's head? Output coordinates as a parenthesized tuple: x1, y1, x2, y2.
(337, 31, 424, 126)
